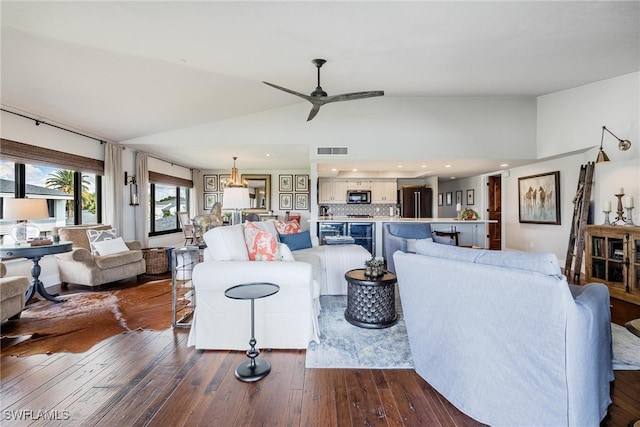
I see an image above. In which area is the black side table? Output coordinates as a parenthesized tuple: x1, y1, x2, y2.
(344, 269, 398, 328)
(225, 282, 280, 382)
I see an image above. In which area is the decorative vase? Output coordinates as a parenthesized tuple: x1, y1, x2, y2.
(365, 266, 383, 277)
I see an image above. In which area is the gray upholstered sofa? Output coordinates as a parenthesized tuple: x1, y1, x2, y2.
(393, 241, 613, 427)
(383, 222, 455, 272)
(55, 225, 146, 288)
(1, 262, 30, 321)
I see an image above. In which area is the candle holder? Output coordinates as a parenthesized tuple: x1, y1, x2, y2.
(612, 193, 627, 225)
(603, 211, 611, 225)
(624, 207, 634, 226)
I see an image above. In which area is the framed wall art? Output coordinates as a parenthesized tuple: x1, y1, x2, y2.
(203, 175, 218, 192)
(279, 193, 293, 210)
(295, 193, 309, 210)
(204, 193, 217, 210)
(518, 171, 561, 224)
(438, 193, 444, 206)
(455, 190, 463, 204)
(466, 189, 475, 205)
(219, 174, 231, 191)
(279, 175, 293, 192)
(295, 174, 309, 192)
(446, 192, 453, 206)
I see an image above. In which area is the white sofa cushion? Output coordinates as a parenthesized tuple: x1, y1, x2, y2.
(203, 225, 249, 261)
(415, 240, 562, 277)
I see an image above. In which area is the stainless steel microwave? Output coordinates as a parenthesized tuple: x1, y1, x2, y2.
(346, 190, 371, 204)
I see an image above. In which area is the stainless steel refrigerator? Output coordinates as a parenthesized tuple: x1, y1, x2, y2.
(399, 186, 432, 218)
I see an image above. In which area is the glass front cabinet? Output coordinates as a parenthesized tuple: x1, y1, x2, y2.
(585, 225, 640, 305)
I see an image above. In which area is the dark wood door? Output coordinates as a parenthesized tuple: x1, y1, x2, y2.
(488, 175, 502, 250)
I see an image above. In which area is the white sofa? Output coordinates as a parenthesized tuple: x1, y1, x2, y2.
(187, 221, 371, 350)
(394, 241, 613, 427)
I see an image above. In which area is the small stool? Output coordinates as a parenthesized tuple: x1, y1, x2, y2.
(224, 282, 279, 382)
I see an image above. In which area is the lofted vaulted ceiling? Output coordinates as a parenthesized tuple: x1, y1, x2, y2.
(1, 1, 638, 177)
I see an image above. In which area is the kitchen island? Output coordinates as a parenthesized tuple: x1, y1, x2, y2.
(314, 216, 496, 258)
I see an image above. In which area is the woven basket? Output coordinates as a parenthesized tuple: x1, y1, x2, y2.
(142, 247, 169, 274)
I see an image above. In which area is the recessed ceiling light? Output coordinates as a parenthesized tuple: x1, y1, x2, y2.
(445, 165, 451, 168)
(450, 177, 456, 180)
(421, 165, 427, 168)
(266, 153, 270, 157)
(397, 165, 403, 168)
(331, 168, 337, 172)
(500, 163, 509, 167)
(352, 168, 358, 172)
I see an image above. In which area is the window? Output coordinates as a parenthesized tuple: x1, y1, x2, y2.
(0, 158, 102, 243)
(148, 183, 190, 236)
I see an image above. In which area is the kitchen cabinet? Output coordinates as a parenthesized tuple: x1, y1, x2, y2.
(371, 179, 397, 204)
(318, 179, 347, 203)
(345, 180, 372, 190)
(585, 225, 640, 305)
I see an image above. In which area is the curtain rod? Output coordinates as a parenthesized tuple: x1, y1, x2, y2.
(1, 108, 109, 144)
(3, 108, 192, 171)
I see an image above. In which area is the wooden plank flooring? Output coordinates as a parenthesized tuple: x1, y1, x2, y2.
(1, 280, 639, 426)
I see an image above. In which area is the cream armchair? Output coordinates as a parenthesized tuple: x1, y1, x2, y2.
(1, 262, 30, 321)
(55, 225, 146, 289)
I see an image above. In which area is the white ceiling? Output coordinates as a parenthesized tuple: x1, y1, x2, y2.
(1, 1, 638, 178)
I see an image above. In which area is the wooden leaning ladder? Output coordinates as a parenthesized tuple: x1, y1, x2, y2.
(564, 162, 595, 283)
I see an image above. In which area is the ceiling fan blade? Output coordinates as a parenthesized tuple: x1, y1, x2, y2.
(307, 104, 322, 121)
(324, 91, 385, 104)
(262, 81, 310, 101)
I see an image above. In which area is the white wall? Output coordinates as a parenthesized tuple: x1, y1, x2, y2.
(503, 72, 639, 269)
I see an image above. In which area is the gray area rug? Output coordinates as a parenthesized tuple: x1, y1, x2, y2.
(306, 295, 640, 370)
(305, 293, 413, 369)
(611, 323, 640, 370)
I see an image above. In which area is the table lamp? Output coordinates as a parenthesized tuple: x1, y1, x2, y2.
(223, 187, 250, 225)
(3, 198, 49, 244)
(221, 156, 250, 225)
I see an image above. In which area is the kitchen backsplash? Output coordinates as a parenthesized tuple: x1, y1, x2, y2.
(321, 204, 398, 217)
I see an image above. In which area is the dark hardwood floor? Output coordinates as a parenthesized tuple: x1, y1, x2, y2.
(1, 274, 639, 426)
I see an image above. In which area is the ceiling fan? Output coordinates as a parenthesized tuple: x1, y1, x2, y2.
(262, 59, 384, 121)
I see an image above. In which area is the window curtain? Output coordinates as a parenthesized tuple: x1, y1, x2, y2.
(192, 169, 203, 215)
(103, 143, 123, 234)
(135, 152, 149, 247)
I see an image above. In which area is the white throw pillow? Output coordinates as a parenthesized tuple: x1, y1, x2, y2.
(92, 237, 130, 256)
(86, 228, 118, 255)
(278, 243, 295, 261)
(203, 225, 249, 261)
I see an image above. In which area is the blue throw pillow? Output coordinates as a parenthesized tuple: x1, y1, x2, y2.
(279, 230, 313, 251)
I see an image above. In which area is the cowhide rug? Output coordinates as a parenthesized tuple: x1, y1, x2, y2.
(1, 279, 172, 357)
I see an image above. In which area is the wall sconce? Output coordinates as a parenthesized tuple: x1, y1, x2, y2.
(125, 171, 139, 206)
(596, 125, 632, 163)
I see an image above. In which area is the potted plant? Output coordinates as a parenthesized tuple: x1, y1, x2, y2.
(458, 208, 479, 220)
(364, 257, 384, 277)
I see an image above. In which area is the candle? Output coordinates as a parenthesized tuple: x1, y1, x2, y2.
(603, 200, 611, 212)
(619, 188, 624, 195)
(623, 196, 634, 208)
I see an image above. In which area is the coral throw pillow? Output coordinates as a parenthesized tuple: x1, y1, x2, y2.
(275, 220, 300, 235)
(244, 221, 278, 261)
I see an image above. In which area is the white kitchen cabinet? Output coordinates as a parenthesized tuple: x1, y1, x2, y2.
(345, 180, 372, 190)
(318, 179, 347, 203)
(371, 180, 397, 204)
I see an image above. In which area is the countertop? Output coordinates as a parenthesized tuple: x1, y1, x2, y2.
(316, 216, 496, 223)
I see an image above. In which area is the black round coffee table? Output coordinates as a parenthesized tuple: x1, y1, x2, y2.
(344, 269, 398, 328)
(224, 282, 279, 382)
